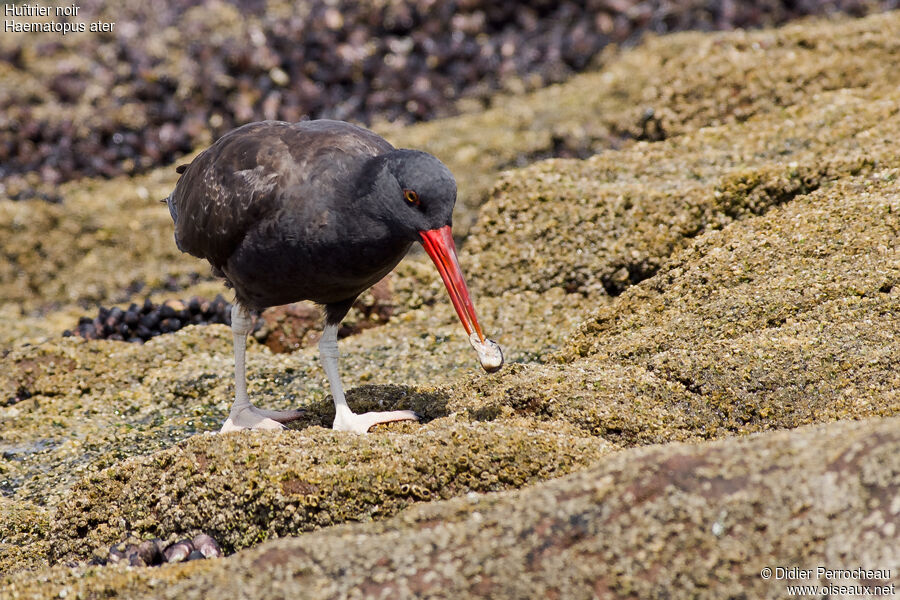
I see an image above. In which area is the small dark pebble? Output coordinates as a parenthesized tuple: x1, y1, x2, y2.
(102, 318, 116, 336)
(159, 317, 182, 333)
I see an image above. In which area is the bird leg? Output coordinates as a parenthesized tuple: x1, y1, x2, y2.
(319, 322, 418, 433)
(220, 302, 305, 433)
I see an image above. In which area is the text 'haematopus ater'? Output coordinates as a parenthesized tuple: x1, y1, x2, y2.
(167, 120, 503, 433)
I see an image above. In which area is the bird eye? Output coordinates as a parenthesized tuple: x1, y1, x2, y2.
(403, 189, 420, 206)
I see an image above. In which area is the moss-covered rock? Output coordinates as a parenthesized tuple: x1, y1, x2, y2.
(0, 328, 237, 507)
(559, 172, 900, 427)
(0, 284, 581, 516)
(456, 176, 899, 436)
(443, 169, 900, 444)
(384, 10, 900, 231)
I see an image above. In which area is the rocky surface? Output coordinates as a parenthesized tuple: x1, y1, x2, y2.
(48, 421, 610, 562)
(63, 279, 394, 351)
(2, 9, 900, 599)
(3, 12, 899, 328)
(1, 0, 893, 198)
(7, 416, 897, 599)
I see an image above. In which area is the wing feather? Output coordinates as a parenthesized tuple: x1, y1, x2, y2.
(169, 120, 393, 270)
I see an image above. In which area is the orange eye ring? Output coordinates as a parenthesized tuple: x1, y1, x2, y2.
(404, 189, 420, 206)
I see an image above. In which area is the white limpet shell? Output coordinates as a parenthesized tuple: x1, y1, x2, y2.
(469, 332, 504, 373)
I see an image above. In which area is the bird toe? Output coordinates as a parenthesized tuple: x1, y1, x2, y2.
(219, 406, 290, 433)
(333, 409, 419, 434)
(252, 417, 285, 431)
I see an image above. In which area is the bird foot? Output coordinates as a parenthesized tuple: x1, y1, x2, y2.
(220, 405, 306, 433)
(333, 410, 419, 434)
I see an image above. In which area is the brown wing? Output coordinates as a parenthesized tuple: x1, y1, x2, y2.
(168, 120, 394, 270)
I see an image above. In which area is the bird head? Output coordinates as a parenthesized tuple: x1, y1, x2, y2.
(374, 149, 457, 235)
(361, 149, 502, 371)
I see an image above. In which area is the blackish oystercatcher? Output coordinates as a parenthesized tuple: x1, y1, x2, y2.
(166, 120, 503, 433)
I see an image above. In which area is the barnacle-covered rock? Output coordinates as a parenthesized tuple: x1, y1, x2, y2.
(4, 11, 900, 330)
(4, 417, 897, 598)
(2, 11, 900, 598)
(48, 421, 611, 562)
(2, 0, 891, 198)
